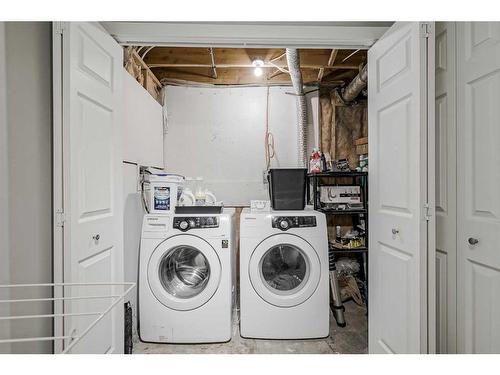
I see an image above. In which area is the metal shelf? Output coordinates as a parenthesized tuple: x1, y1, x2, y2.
(308, 171, 368, 178)
(318, 208, 367, 215)
(329, 247, 368, 254)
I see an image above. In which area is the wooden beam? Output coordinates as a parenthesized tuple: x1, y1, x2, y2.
(317, 49, 338, 82)
(267, 68, 284, 80)
(129, 49, 162, 87)
(208, 47, 217, 79)
(147, 62, 357, 70)
(153, 66, 324, 85)
(341, 49, 361, 62)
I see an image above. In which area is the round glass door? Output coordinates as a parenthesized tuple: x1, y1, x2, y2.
(158, 246, 211, 299)
(249, 234, 321, 308)
(148, 235, 221, 311)
(260, 244, 309, 294)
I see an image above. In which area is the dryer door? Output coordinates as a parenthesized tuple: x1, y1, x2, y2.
(147, 234, 222, 311)
(249, 234, 321, 308)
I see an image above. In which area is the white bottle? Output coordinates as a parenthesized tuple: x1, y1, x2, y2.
(204, 189, 217, 206)
(194, 177, 206, 206)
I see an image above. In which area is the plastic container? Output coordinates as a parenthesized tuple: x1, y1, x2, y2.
(267, 168, 307, 210)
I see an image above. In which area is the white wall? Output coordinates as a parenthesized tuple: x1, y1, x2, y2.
(3, 22, 53, 354)
(164, 86, 319, 206)
(122, 70, 164, 337)
(122, 163, 143, 338)
(122, 71, 164, 167)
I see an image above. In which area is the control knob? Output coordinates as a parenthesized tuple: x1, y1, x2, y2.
(179, 220, 189, 231)
(279, 219, 290, 230)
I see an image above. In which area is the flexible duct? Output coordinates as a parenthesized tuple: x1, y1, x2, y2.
(285, 48, 308, 168)
(340, 64, 368, 103)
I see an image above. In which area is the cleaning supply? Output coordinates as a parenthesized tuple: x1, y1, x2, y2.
(194, 177, 204, 205)
(336, 225, 342, 243)
(323, 152, 332, 171)
(179, 187, 195, 206)
(320, 151, 327, 172)
(309, 148, 322, 173)
(143, 173, 185, 214)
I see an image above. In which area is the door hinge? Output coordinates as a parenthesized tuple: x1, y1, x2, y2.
(420, 23, 431, 39)
(56, 209, 66, 227)
(424, 203, 432, 221)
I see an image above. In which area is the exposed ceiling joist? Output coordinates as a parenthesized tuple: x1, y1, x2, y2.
(267, 68, 285, 80)
(137, 47, 366, 86)
(208, 47, 217, 79)
(147, 62, 358, 70)
(342, 49, 361, 62)
(317, 49, 338, 82)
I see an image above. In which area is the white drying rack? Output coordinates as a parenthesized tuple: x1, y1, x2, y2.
(0, 282, 136, 354)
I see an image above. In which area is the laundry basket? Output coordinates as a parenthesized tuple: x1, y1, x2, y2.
(267, 168, 307, 210)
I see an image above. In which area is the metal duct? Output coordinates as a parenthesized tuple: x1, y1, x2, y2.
(285, 48, 308, 168)
(340, 64, 368, 103)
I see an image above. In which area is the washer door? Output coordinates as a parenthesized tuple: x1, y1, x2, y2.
(148, 235, 221, 311)
(249, 234, 321, 308)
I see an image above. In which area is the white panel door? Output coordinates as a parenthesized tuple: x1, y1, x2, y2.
(368, 22, 435, 354)
(457, 22, 500, 354)
(61, 22, 124, 353)
(435, 22, 457, 354)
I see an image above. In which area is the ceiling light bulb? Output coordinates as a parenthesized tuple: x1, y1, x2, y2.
(254, 67, 263, 77)
(252, 59, 264, 67)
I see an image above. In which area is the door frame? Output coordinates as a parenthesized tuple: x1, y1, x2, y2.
(101, 22, 393, 49)
(52, 21, 435, 353)
(52, 21, 65, 354)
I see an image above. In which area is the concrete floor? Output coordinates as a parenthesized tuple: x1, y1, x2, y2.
(133, 300, 367, 354)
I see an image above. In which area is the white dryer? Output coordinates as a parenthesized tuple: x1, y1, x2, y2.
(239, 207, 329, 339)
(139, 209, 235, 343)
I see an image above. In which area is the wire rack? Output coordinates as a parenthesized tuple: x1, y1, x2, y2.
(0, 282, 136, 354)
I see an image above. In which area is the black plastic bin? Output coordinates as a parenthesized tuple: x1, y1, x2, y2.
(267, 168, 307, 210)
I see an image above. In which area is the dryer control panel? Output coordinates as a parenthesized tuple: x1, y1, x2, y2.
(272, 216, 317, 231)
(173, 216, 219, 232)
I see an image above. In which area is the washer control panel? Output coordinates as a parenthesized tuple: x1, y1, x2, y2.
(173, 216, 219, 231)
(272, 216, 317, 231)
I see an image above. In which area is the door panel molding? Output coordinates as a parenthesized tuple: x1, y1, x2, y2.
(55, 22, 125, 354)
(457, 21, 500, 354)
(368, 21, 435, 354)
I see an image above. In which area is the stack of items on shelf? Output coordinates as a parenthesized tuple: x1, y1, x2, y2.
(309, 137, 368, 174)
(330, 225, 366, 250)
(336, 257, 366, 306)
(320, 185, 363, 212)
(354, 137, 368, 172)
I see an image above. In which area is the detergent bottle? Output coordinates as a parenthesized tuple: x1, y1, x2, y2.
(194, 177, 206, 205)
(309, 148, 322, 173)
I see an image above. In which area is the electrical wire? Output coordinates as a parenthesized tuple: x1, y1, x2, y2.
(264, 86, 276, 170)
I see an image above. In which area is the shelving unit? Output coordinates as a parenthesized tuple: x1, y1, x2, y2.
(307, 171, 368, 321)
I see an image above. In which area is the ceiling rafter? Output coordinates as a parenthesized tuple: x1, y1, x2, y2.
(317, 49, 338, 82)
(140, 47, 366, 86)
(147, 62, 359, 70)
(208, 47, 217, 79)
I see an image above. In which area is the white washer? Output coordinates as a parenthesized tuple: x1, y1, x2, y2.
(239, 207, 329, 339)
(139, 209, 235, 343)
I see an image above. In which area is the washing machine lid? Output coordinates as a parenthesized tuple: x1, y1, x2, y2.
(249, 233, 321, 308)
(147, 234, 221, 311)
